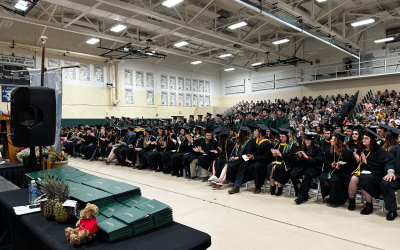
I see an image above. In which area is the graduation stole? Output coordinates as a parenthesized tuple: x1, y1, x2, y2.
(256, 138, 270, 146)
(177, 136, 186, 152)
(352, 150, 371, 176)
(325, 139, 331, 144)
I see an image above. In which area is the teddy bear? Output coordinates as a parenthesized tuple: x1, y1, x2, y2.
(65, 203, 98, 246)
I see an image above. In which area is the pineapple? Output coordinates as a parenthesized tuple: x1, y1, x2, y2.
(40, 175, 57, 219)
(54, 180, 71, 223)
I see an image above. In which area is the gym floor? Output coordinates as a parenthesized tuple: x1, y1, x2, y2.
(70, 158, 398, 250)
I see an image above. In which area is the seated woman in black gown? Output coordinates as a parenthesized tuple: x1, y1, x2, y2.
(290, 132, 325, 205)
(208, 127, 233, 183)
(268, 128, 298, 196)
(347, 129, 387, 214)
(320, 132, 356, 205)
(210, 127, 251, 189)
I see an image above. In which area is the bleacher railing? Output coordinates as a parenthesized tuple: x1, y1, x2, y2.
(253, 55, 400, 90)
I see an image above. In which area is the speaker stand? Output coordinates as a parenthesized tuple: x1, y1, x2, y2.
(27, 147, 38, 173)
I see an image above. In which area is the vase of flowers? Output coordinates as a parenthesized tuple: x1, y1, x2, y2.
(49, 151, 69, 169)
(16, 148, 30, 165)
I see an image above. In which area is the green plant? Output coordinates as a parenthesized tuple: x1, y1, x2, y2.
(49, 152, 68, 162)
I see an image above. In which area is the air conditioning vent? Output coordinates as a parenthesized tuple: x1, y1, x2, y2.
(0, 20, 13, 28)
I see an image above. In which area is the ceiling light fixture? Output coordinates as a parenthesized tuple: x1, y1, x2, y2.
(351, 18, 375, 27)
(224, 68, 235, 71)
(110, 24, 127, 32)
(219, 53, 232, 58)
(251, 62, 263, 66)
(86, 38, 100, 44)
(14, 0, 29, 11)
(374, 37, 395, 43)
(228, 21, 247, 30)
(146, 52, 154, 56)
(174, 41, 188, 47)
(316, 0, 327, 2)
(162, 0, 184, 8)
(272, 38, 290, 45)
(191, 61, 202, 65)
(234, 0, 359, 59)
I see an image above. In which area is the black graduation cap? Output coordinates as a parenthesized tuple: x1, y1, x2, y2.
(110, 116, 115, 118)
(206, 112, 212, 117)
(96, 125, 102, 130)
(84, 127, 92, 131)
(121, 116, 125, 120)
(379, 124, 388, 131)
(277, 107, 283, 112)
(189, 115, 194, 118)
(389, 127, 400, 137)
(353, 125, 364, 134)
(231, 126, 237, 132)
(239, 112, 245, 117)
(145, 127, 153, 132)
(367, 125, 377, 133)
(251, 112, 257, 117)
(365, 128, 381, 140)
(204, 128, 214, 134)
(164, 125, 171, 131)
(198, 115, 203, 118)
(66, 126, 71, 130)
(78, 124, 83, 127)
(182, 125, 192, 131)
(120, 127, 128, 131)
(263, 109, 270, 113)
(172, 116, 177, 120)
(256, 124, 268, 131)
(305, 132, 318, 140)
(127, 126, 135, 131)
(107, 127, 114, 131)
(270, 128, 280, 137)
(125, 117, 130, 121)
(324, 124, 334, 132)
(220, 127, 231, 136)
(216, 114, 222, 118)
(158, 126, 166, 130)
(334, 132, 346, 142)
(171, 134, 178, 140)
(105, 117, 110, 119)
(279, 128, 291, 135)
(239, 126, 251, 132)
(213, 128, 221, 134)
(346, 124, 354, 130)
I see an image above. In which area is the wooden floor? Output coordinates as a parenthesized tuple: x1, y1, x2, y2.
(68, 157, 399, 250)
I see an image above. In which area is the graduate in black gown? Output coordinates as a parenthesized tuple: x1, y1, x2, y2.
(138, 127, 156, 169)
(208, 127, 233, 183)
(127, 128, 144, 167)
(347, 128, 387, 214)
(182, 126, 205, 178)
(171, 125, 191, 177)
(318, 124, 333, 152)
(195, 128, 219, 181)
(381, 127, 400, 221)
(115, 126, 137, 166)
(210, 126, 252, 189)
(228, 124, 273, 194)
(291, 132, 325, 205)
(158, 126, 177, 173)
(268, 128, 298, 196)
(319, 132, 356, 205)
(144, 127, 166, 170)
(88, 126, 106, 161)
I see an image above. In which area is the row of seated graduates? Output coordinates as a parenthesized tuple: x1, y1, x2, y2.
(61, 121, 400, 221)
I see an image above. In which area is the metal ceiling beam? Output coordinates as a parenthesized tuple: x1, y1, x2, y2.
(37, 2, 59, 24)
(187, 0, 215, 25)
(0, 12, 255, 71)
(64, 0, 104, 28)
(271, 0, 359, 49)
(240, 20, 270, 41)
(315, 0, 351, 22)
(102, 0, 267, 54)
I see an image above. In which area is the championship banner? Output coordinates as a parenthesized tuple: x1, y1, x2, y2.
(29, 68, 63, 157)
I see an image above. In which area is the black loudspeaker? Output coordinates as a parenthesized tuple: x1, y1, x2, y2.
(10, 86, 56, 147)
